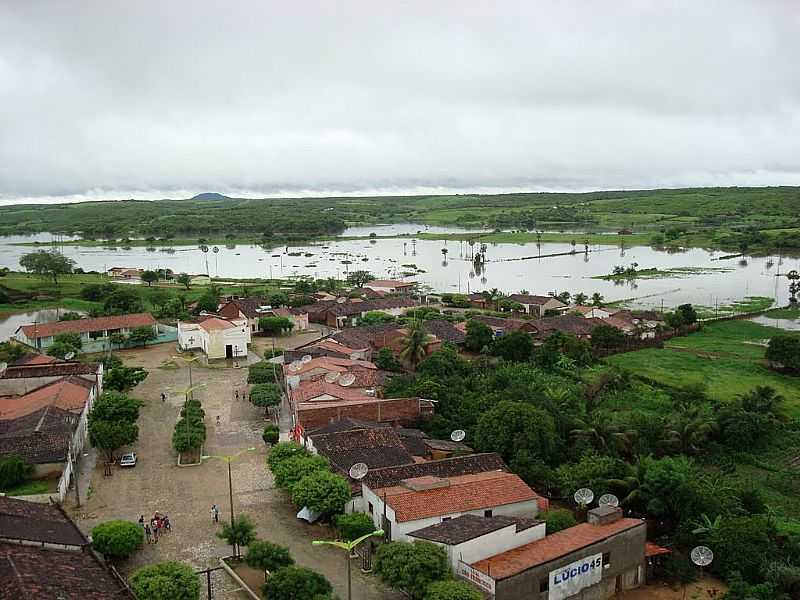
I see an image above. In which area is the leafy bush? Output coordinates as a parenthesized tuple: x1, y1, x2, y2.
(464, 319, 493, 353)
(91, 520, 144, 560)
(129, 561, 200, 600)
(104, 366, 148, 391)
(290, 470, 351, 515)
(258, 316, 294, 335)
(425, 580, 483, 600)
(172, 399, 206, 453)
(245, 540, 293, 577)
(541, 509, 577, 534)
(217, 514, 257, 558)
(334, 512, 376, 541)
(374, 347, 402, 371)
(0, 455, 34, 490)
(267, 442, 307, 471)
(250, 383, 282, 413)
(262, 424, 280, 445)
(375, 541, 450, 600)
(262, 566, 332, 600)
(273, 454, 329, 490)
(248, 361, 277, 384)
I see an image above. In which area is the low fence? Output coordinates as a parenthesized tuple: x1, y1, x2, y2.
(592, 324, 701, 359)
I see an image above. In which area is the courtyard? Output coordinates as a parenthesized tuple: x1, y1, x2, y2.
(65, 337, 400, 600)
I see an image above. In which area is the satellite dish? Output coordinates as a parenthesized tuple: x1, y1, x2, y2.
(288, 361, 303, 372)
(690, 546, 714, 567)
(324, 371, 340, 384)
(348, 462, 369, 480)
(598, 493, 619, 508)
(64, 352, 75, 361)
(301, 355, 313, 363)
(450, 430, 466, 442)
(574, 488, 595, 506)
(339, 373, 356, 387)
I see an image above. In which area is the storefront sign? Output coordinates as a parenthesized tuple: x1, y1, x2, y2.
(549, 553, 603, 600)
(457, 561, 495, 594)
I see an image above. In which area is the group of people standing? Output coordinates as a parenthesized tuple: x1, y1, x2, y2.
(139, 512, 171, 543)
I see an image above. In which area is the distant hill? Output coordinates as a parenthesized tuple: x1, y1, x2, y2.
(190, 192, 232, 201)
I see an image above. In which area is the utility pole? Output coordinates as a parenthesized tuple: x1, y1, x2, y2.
(69, 445, 80, 508)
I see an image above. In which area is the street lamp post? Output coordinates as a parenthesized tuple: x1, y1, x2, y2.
(201, 448, 257, 556)
(312, 530, 384, 600)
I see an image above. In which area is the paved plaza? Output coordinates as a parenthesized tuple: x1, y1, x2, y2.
(66, 338, 400, 600)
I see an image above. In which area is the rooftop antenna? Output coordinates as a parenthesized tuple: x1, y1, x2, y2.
(348, 462, 369, 481)
(574, 488, 594, 508)
(450, 429, 466, 442)
(598, 493, 619, 508)
(324, 371, 341, 384)
(339, 373, 356, 387)
(301, 354, 313, 364)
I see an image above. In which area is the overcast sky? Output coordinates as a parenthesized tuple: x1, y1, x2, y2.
(1, 1, 799, 204)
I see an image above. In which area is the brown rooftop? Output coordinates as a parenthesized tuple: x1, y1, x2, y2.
(18, 313, 155, 339)
(471, 518, 645, 580)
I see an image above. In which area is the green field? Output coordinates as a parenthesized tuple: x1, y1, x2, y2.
(0, 272, 287, 314)
(1, 186, 799, 252)
(605, 319, 800, 417)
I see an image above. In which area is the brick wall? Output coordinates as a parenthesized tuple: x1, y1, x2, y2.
(297, 398, 430, 430)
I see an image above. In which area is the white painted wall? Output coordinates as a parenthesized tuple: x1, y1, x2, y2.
(361, 484, 539, 542)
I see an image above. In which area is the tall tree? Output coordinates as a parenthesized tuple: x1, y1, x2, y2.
(399, 319, 432, 369)
(19, 250, 75, 285)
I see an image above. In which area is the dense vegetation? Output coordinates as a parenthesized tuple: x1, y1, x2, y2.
(2, 186, 799, 250)
(385, 337, 800, 597)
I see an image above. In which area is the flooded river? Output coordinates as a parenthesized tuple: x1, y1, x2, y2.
(0, 227, 796, 313)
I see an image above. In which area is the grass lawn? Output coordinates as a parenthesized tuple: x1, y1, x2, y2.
(765, 305, 800, 319)
(605, 319, 800, 417)
(1, 480, 49, 496)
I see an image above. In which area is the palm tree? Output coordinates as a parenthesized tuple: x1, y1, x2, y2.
(570, 413, 635, 456)
(662, 407, 717, 455)
(399, 319, 432, 369)
(739, 386, 783, 418)
(574, 292, 588, 305)
(591, 292, 604, 307)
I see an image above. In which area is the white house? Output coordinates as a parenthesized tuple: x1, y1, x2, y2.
(361, 470, 542, 542)
(572, 305, 613, 319)
(15, 313, 157, 351)
(177, 316, 250, 360)
(363, 280, 416, 295)
(407, 514, 546, 573)
(507, 294, 568, 317)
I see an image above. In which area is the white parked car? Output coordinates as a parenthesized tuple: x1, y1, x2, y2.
(119, 453, 137, 468)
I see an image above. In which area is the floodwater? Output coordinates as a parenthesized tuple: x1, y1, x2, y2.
(0, 227, 796, 313)
(0, 308, 76, 342)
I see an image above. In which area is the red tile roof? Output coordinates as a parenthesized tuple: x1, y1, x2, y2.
(471, 518, 645, 579)
(375, 471, 538, 523)
(367, 280, 416, 287)
(1, 362, 100, 380)
(646, 542, 672, 557)
(285, 356, 376, 376)
(0, 377, 92, 420)
(291, 380, 375, 403)
(197, 316, 239, 331)
(18, 313, 155, 339)
(11, 354, 59, 366)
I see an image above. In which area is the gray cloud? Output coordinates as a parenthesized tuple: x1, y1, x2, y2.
(1, 0, 799, 203)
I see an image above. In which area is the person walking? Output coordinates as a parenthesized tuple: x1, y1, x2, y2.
(163, 515, 171, 532)
(151, 518, 159, 543)
(138, 515, 145, 529)
(211, 504, 220, 523)
(160, 392, 166, 402)
(144, 523, 152, 544)
(235, 390, 239, 401)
